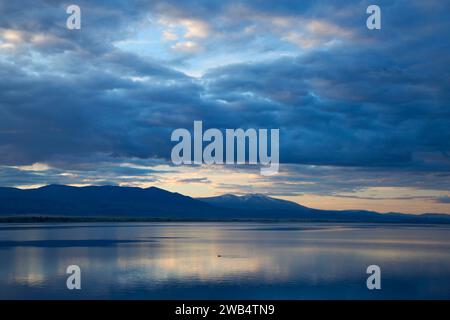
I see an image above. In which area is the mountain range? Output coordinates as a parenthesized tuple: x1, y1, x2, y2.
(0, 185, 449, 223)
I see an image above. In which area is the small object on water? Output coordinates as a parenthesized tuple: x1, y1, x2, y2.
(217, 254, 222, 257)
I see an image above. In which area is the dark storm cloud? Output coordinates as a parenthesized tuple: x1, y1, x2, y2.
(0, 0, 449, 191)
(204, 47, 450, 169)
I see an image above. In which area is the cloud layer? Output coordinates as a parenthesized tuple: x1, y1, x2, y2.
(0, 0, 449, 212)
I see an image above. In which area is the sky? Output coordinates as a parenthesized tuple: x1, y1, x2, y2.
(0, 0, 449, 214)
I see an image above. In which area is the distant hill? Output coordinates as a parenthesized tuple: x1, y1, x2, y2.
(199, 194, 308, 211)
(0, 185, 449, 223)
(199, 193, 450, 223)
(0, 185, 215, 219)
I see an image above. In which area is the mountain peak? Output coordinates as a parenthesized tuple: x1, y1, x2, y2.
(199, 193, 306, 211)
(38, 184, 76, 190)
(240, 193, 272, 200)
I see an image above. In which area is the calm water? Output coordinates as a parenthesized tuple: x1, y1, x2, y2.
(0, 222, 449, 299)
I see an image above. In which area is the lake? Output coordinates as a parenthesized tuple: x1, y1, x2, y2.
(0, 222, 449, 299)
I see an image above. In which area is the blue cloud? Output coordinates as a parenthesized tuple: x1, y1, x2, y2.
(0, 0, 449, 194)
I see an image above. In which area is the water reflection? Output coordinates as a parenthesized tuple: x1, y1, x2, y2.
(0, 222, 449, 299)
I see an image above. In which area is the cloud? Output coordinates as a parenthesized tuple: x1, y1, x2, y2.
(171, 41, 202, 53)
(177, 177, 211, 184)
(178, 19, 209, 39)
(203, 46, 450, 168)
(436, 196, 450, 204)
(0, 0, 449, 210)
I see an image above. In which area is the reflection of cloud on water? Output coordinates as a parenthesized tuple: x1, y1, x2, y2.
(9, 247, 46, 286)
(118, 255, 262, 283)
(114, 242, 266, 284)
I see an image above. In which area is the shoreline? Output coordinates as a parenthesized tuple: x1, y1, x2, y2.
(1, 216, 450, 224)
